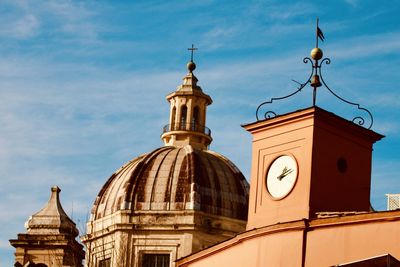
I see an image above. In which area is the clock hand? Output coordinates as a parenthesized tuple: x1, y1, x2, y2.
(277, 167, 293, 181)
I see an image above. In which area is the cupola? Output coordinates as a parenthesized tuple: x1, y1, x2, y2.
(161, 47, 213, 150)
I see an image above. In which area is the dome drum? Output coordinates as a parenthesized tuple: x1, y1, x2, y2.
(85, 209, 246, 238)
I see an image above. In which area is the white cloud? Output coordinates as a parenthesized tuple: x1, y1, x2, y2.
(265, 2, 317, 21)
(0, 12, 40, 39)
(0, 0, 101, 42)
(329, 32, 400, 60)
(200, 26, 239, 50)
(43, 1, 100, 40)
(13, 14, 40, 39)
(344, 0, 359, 7)
(375, 122, 400, 136)
(370, 93, 400, 109)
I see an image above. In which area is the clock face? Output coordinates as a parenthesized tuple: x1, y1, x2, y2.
(266, 155, 298, 199)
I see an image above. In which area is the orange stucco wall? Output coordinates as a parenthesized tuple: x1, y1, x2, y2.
(177, 212, 400, 267)
(306, 216, 400, 266)
(309, 111, 377, 214)
(178, 226, 304, 267)
(245, 110, 315, 229)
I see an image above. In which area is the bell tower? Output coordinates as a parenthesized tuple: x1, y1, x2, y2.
(161, 45, 213, 150)
(244, 22, 383, 229)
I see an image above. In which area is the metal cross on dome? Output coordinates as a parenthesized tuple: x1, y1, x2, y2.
(255, 18, 374, 130)
(188, 44, 198, 62)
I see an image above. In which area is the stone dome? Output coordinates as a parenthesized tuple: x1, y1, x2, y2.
(83, 60, 250, 267)
(91, 145, 249, 221)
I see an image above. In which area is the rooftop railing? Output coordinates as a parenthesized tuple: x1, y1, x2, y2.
(162, 123, 211, 137)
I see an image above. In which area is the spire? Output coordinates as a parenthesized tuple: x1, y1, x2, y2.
(25, 186, 79, 236)
(161, 46, 213, 150)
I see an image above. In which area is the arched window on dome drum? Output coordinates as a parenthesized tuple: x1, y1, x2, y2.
(192, 106, 199, 131)
(171, 106, 176, 131)
(180, 105, 187, 130)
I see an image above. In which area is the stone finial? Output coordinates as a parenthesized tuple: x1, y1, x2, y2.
(51, 185, 61, 193)
(187, 61, 196, 73)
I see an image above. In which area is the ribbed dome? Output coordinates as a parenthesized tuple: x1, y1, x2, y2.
(91, 145, 249, 221)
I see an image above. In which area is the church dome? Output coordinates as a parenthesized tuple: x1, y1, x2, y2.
(90, 59, 249, 223)
(83, 57, 249, 267)
(91, 145, 249, 221)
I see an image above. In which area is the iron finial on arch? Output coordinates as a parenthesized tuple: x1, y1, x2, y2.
(255, 19, 374, 129)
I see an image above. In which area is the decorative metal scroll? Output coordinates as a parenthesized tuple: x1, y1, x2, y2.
(255, 55, 374, 129)
(255, 57, 313, 121)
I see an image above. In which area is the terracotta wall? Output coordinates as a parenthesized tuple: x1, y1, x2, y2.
(177, 213, 400, 267)
(306, 218, 400, 266)
(178, 229, 304, 267)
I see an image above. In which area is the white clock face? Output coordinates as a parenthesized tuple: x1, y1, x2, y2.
(266, 155, 298, 199)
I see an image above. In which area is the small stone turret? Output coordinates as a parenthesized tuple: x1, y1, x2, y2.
(10, 186, 84, 267)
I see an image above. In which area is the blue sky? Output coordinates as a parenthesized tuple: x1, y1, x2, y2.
(0, 0, 399, 265)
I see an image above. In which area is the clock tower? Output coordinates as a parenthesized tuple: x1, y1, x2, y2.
(243, 43, 383, 230)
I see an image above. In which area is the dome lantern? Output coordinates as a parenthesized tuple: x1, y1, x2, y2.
(161, 45, 213, 150)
